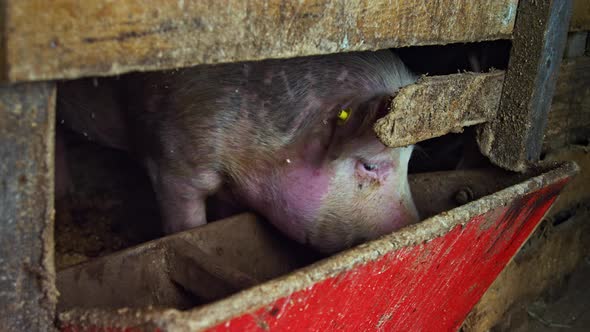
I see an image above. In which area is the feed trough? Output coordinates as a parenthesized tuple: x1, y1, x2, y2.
(58, 162, 577, 331)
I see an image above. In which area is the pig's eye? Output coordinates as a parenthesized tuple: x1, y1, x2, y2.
(362, 162, 377, 171)
(356, 160, 380, 180)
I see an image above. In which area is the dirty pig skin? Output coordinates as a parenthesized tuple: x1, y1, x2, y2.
(57, 50, 420, 253)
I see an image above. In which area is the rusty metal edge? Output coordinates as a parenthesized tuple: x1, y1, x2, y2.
(58, 161, 579, 331)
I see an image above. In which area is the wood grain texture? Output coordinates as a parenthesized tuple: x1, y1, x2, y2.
(571, 0, 590, 31)
(544, 56, 590, 151)
(564, 31, 588, 58)
(374, 71, 504, 148)
(0, 83, 57, 331)
(1, 0, 518, 82)
(477, 0, 574, 172)
(57, 213, 317, 313)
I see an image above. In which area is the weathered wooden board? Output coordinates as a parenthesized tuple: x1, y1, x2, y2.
(0, 83, 57, 331)
(564, 31, 588, 58)
(571, 0, 590, 31)
(57, 213, 317, 313)
(477, 0, 574, 172)
(544, 57, 590, 151)
(374, 71, 504, 148)
(58, 162, 577, 331)
(1, 0, 518, 82)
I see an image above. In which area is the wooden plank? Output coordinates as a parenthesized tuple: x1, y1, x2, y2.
(543, 56, 590, 151)
(564, 31, 588, 58)
(570, 0, 590, 31)
(58, 162, 577, 331)
(57, 213, 316, 312)
(0, 82, 57, 331)
(374, 71, 504, 148)
(477, 0, 574, 172)
(1, 0, 518, 83)
(410, 169, 527, 219)
(57, 242, 190, 312)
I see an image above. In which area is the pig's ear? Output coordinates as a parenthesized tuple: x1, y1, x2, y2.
(297, 111, 340, 167)
(365, 93, 396, 127)
(296, 94, 396, 165)
(295, 99, 360, 167)
(333, 94, 395, 142)
(298, 94, 395, 165)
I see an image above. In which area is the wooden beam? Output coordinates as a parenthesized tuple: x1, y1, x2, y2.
(571, 0, 590, 31)
(1, 0, 518, 82)
(477, 0, 574, 172)
(564, 32, 588, 58)
(57, 213, 316, 312)
(544, 56, 590, 151)
(0, 82, 57, 331)
(374, 71, 504, 148)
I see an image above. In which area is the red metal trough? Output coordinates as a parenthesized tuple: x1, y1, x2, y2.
(59, 162, 577, 332)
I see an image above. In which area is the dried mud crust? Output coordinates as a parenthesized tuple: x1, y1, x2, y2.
(55, 131, 162, 270)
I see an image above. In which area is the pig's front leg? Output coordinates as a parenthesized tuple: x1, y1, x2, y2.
(147, 162, 221, 234)
(156, 179, 207, 234)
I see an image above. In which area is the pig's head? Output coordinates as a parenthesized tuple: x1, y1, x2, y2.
(305, 134, 419, 253)
(241, 95, 420, 253)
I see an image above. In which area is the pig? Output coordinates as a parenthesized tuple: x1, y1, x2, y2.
(57, 49, 420, 253)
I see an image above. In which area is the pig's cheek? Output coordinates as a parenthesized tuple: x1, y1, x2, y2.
(271, 166, 331, 244)
(374, 176, 419, 234)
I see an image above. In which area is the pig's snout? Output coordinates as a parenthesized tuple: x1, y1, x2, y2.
(298, 145, 419, 253)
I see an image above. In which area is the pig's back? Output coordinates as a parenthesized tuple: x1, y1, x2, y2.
(131, 51, 414, 153)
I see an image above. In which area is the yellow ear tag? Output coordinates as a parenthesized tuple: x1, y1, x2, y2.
(337, 108, 351, 125)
